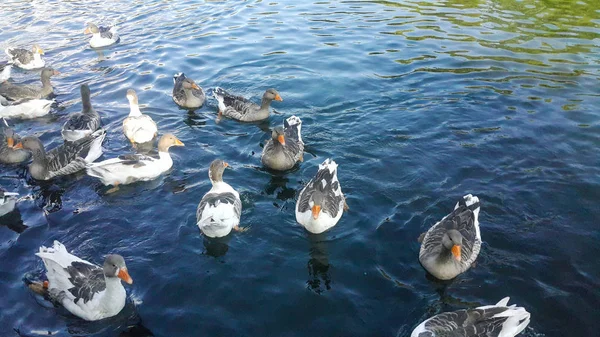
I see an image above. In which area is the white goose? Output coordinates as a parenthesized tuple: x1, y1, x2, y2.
(0, 94, 53, 119)
(0, 188, 18, 217)
(296, 159, 347, 234)
(5, 45, 45, 69)
(31, 241, 133, 321)
(86, 134, 184, 187)
(196, 159, 245, 238)
(122, 89, 157, 145)
(411, 297, 530, 337)
(418, 194, 481, 280)
(85, 23, 119, 48)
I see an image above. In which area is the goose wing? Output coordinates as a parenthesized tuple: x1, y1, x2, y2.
(298, 159, 344, 217)
(0, 82, 40, 101)
(6, 48, 33, 65)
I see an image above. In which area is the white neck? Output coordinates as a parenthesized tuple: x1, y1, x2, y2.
(33, 53, 42, 61)
(128, 102, 142, 117)
(103, 276, 124, 300)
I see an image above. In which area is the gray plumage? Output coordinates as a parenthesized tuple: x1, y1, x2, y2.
(196, 192, 242, 233)
(0, 68, 58, 101)
(261, 115, 304, 171)
(62, 84, 101, 142)
(19, 129, 106, 180)
(297, 159, 344, 218)
(411, 297, 530, 337)
(0, 122, 30, 164)
(66, 262, 105, 304)
(213, 87, 282, 122)
(172, 73, 205, 109)
(5, 47, 35, 65)
(419, 194, 481, 280)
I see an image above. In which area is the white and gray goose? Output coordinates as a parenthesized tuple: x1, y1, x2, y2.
(5, 45, 45, 69)
(295, 158, 348, 234)
(418, 194, 481, 280)
(261, 115, 304, 171)
(196, 159, 246, 238)
(31, 241, 133, 321)
(411, 297, 530, 337)
(15, 129, 106, 181)
(0, 67, 58, 101)
(62, 84, 101, 142)
(213, 87, 282, 122)
(123, 89, 157, 145)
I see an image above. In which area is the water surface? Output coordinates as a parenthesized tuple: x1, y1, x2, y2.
(1, 0, 599, 336)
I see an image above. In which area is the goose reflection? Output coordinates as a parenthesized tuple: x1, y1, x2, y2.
(263, 174, 296, 203)
(94, 49, 106, 61)
(203, 234, 231, 258)
(0, 207, 27, 234)
(306, 233, 332, 294)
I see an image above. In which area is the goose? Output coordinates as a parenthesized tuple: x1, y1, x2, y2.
(296, 159, 348, 234)
(85, 23, 119, 48)
(411, 297, 530, 337)
(62, 84, 101, 142)
(0, 188, 18, 217)
(0, 119, 30, 164)
(86, 134, 184, 187)
(15, 129, 106, 180)
(213, 87, 282, 122)
(30, 241, 133, 321)
(196, 159, 246, 238)
(0, 67, 58, 101)
(122, 89, 157, 145)
(0, 63, 12, 82)
(418, 194, 481, 280)
(0, 94, 54, 119)
(172, 73, 205, 109)
(5, 45, 45, 69)
(261, 115, 304, 171)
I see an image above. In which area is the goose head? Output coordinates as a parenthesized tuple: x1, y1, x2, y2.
(103, 254, 133, 284)
(442, 229, 463, 261)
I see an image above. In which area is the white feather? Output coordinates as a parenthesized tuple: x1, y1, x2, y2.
(0, 98, 53, 119)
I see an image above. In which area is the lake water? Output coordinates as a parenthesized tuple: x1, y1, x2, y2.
(1, 0, 599, 336)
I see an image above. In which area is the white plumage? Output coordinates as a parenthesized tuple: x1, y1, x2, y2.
(0, 96, 54, 119)
(35, 241, 129, 321)
(0, 190, 18, 217)
(122, 89, 157, 144)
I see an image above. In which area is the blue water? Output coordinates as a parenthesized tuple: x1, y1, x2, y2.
(1, 1, 599, 336)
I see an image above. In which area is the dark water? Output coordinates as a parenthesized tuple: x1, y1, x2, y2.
(1, 0, 599, 336)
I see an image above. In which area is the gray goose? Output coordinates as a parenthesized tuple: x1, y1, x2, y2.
(0, 68, 58, 101)
(15, 129, 106, 180)
(0, 119, 30, 164)
(418, 194, 481, 280)
(261, 115, 304, 171)
(61, 84, 101, 142)
(172, 73, 205, 109)
(411, 297, 530, 337)
(213, 87, 282, 122)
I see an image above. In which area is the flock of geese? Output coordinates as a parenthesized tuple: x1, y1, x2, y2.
(0, 23, 532, 337)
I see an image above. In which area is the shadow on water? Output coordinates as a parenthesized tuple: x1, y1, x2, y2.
(0, 207, 28, 234)
(263, 173, 297, 203)
(203, 234, 232, 258)
(306, 233, 332, 294)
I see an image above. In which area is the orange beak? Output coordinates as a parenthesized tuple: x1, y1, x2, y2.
(13, 142, 23, 149)
(174, 138, 185, 146)
(84, 27, 91, 34)
(451, 245, 461, 261)
(191, 83, 200, 90)
(53, 70, 61, 76)
(118, 267, 133, 284)
(274, 94, 283, 101)
(312, 205, 321, 220)
(277, 134, 285, 146)
(223, 162, 229, 168)
(7, 137, 14, 148)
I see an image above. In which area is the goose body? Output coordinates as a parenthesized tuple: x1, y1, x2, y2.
(85, 24, 119, 48)
(122, 89, 157, 144)
(419, 194, 481, 280)
(5, 45, 45, 69)
(262, 115, 304, 171)
(411, 297, 530, 337)
(0, 68, 58, 101)
(34, 241, 133, 321)
(0, 121, 30, 164)
(0, 95, 53, 119)
(172, 73, 205, 109)
(295, 159, 346, 234)
(0, 188, 18, 217)
(86, 134, 184, 186)
(62, 84, 101, 142)
(213, 87, 282, 122)
(16, 129, 106, 181)
(0, 63, 12, 82)
(196, 159, 243, 238)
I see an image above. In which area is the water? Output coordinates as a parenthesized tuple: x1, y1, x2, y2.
(1, 0, 599, 336)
